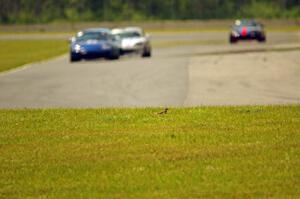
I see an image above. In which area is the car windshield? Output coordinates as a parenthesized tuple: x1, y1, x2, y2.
(76, 32, 108, 41)
(235, 20, 258, 27)
(117, 31, 141, 39)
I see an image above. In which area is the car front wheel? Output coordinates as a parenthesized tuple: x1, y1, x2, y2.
(107, 49, 120, 60)
(70, 53, 81, 62)
(229, 36, 238, 44)
(258, 36, 266, 43)
(142, 46, 152, 58)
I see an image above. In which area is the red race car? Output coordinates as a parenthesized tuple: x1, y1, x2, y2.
(229, 19, 266, 44)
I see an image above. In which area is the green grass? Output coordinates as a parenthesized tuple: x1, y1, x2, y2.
(1, 25, 300, 35)
(1, 19, 300, 33)
(0, 106, 299, 198)
(0, 40, 68, 73)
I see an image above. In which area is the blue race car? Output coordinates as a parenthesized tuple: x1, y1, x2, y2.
(70, 28, 120, 62)
(229, 19, 266, 44)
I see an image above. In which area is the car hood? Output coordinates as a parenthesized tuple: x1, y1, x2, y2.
(121, 37, 146, 47)
(73, 40, 110, 48)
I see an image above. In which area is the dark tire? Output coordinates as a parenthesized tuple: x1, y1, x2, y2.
(258, 36, 266, 43)
(230, 36, 238, 44)
(107, 49, 120, 60)
(70, 53, 81, 62)
(120, 49, 125, 56)
(142, 46, 152, 58)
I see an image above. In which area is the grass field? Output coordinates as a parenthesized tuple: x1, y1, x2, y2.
(0, 40, 68, 73)
(1, 19, 300, 33)
(0, 106, 299, 198)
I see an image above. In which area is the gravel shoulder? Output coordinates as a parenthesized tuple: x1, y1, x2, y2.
(185, 48, 300, 106)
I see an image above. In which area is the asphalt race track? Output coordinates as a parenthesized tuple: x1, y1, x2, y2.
(0, 32, 300, 108)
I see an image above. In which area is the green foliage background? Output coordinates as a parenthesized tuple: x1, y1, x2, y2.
(0, 0, 299, 24)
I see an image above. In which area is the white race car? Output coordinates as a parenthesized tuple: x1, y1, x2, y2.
(112, 27, 152, 57)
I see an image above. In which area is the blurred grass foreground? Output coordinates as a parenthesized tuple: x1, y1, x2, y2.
(0, 106, 300, 198)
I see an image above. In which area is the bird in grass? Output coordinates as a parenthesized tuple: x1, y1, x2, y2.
(156, 108, 169, 115)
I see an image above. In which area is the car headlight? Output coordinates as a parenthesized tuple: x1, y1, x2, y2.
(73, 44, 86, 54)
(74, 44, 81, 52)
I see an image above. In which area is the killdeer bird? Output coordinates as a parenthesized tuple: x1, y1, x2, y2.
(157, 108, 169, 115)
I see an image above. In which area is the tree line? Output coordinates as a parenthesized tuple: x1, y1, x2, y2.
(0, 0, 299, 24)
